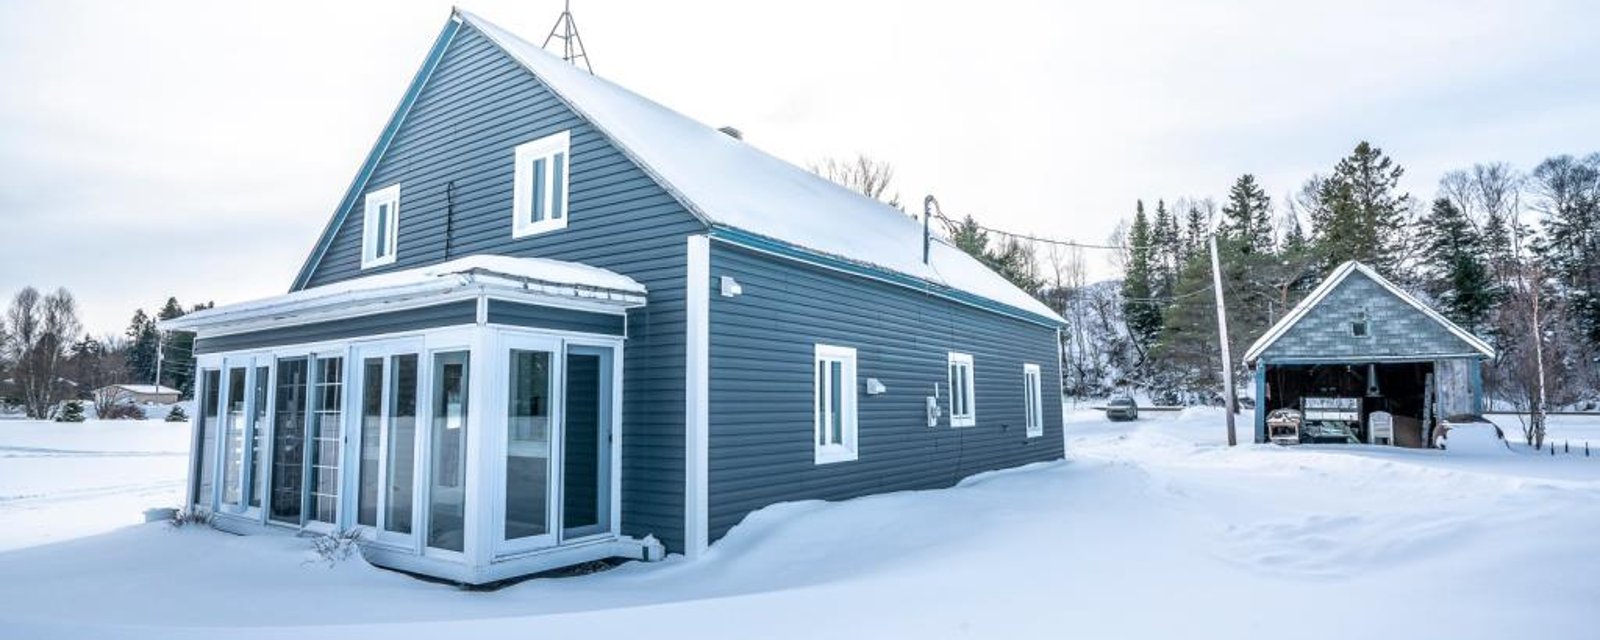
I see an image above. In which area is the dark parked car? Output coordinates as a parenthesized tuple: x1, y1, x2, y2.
(1105, 396, 1139, 421)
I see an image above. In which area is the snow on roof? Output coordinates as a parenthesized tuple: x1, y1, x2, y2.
(162, 254, 645, 332)
(1242, 261, 1495, 364)
(457, 11, 1063, 324)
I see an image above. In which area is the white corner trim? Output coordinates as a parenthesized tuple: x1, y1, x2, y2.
(684, 235, 710, 558)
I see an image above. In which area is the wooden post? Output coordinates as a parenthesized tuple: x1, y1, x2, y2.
(1209, 234, 1237, 446)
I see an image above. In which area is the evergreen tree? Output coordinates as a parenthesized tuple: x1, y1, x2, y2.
(947, 215, 990, 260)
(1313, 141, 1412, 276)
(1416, 198, 1494, 332)
(1220, 174, 1274, 254)
(1121, 201, 1162, 352)
(56, 399, 85, 422)
(1151, 199, 1177, 299)
(1182, 202, 1208, 262)
(1281, 207, 1308, 255)
(943, 215, 1042, 298)
(125, 309, 158, 385)
(155, 298, 199, 398)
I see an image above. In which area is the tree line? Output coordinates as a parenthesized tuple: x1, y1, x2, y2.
(815, 144, 1600, 443)
(0, 288, 210, 419)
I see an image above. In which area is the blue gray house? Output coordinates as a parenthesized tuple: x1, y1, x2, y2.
(1244, 261, 1494, 448)
(162, 9, 1065, 584)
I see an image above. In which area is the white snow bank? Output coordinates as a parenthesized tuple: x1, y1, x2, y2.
(457, 11, 1063, 323)
(4, 411, 1599, 638)
(1443, 423, 1510, 455)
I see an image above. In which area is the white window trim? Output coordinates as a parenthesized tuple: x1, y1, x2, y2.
(361, 184, 401, 269)
(1023, 363, 1043, 438)
(948, 352, 976, 427)
(511, 130, 572, 238)
(814, 344, 859, 464)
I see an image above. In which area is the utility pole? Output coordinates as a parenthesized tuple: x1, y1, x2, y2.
(154, 330, 164, 388)
(1208, 233, 1238, 446)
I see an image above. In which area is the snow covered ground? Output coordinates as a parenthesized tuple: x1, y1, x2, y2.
(0, 411, 1597, 639)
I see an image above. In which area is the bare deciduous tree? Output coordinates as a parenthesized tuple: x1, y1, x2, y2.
(4, 287, 82, 418)
(808, 154, 901, 210)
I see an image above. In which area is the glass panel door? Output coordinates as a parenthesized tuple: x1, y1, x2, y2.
(428, 351, 470, 553)
(248, 365, 269, 510)
(270, 358, 308, 524)
(220, 367, 248, 509)
(357, 358, 383, 527)
(308, 357, 344, 526)
(386, 354, 419, 537)
(562, 346, 611, 539)
(504, 347, 557, 550)
(194, 369, 221, 509)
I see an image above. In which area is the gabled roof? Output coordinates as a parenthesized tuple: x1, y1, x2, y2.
(291, 9, 1062, 325)
(1242, 261, 1495, 364)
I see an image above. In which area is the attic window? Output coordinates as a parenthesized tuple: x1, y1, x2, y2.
(361, 184, 400, 269)
(1351, 311, 1370, 338)
(512, 131, 571, 238)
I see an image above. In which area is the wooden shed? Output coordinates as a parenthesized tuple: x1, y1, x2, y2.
(1244, 261, 1495, 447)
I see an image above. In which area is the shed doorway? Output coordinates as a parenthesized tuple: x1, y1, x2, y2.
(1264, 362, 1434, 446)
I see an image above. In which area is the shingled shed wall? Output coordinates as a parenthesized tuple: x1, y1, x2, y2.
(1260, 269, 1483, 361)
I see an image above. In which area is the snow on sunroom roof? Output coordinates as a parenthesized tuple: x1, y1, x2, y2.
(457, 11, 1064, 324)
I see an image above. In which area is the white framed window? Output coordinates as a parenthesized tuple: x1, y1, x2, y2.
(361, 184, 400, 269)
(1023, 363, 1043, 437)
(814, 344, 858, 464)
(511, 130, 571, 238)
(947, 352, 975, 427)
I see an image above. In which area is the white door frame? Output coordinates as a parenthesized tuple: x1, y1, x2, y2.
(348, 338, 425, 547)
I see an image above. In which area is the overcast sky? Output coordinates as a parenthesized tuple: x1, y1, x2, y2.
(4, 0, 1599, 335)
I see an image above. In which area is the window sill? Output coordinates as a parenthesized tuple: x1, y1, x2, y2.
(814, 446, 858, 465)
(360, 254, 397, 270)
(950, 417, 976, 428)
(513, 218, 568, 239)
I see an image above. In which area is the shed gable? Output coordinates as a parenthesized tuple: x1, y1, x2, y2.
(1258, 269, 1484, 361)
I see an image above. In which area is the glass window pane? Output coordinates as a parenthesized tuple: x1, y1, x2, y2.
(375, 204, 390, 257)
(563, 352, 604, 534)
(428, 352, 469, 552)
(551, 152, 566, 219)
(195, 370, 221, 508)
(385, 354, 418, 535)
(505, 350, 552, 541)
(357, 358, 383, 527)
(829, 360, 843, 445)
(270, 358, 308, 524)
(531, 157, 548, 222)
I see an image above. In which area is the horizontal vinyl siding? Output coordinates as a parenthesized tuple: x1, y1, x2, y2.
(485, 299, 626, 336)
(297, 25, 698, 551)
(193, 301, 477, 354)
(706, 242, 1064, 541)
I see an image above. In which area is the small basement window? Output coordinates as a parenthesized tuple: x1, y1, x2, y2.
(1351, 310, 1370, 338)
(814, 344, 858, 464)
(1023, 363, 1043, 437)
(512, 130, 571, 238)
(361, 184, 400, 269)
(948, 352, 976, 427)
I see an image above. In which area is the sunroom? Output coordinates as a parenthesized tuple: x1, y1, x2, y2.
(161, 255, 662, 584)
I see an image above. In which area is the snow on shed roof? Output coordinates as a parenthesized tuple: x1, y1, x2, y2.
(455, 11, 1062, 324)
(107, 384, 180, 395)
(1242, 261, 1495, 364)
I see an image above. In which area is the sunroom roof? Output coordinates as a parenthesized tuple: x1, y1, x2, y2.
(162, 255, 645, 333)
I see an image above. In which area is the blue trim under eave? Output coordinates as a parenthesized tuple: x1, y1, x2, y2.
(708, 225, 1063, 328)
(289, 16, 463, 292)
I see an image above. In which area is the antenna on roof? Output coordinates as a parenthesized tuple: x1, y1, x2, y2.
(543, 0, 593, 73)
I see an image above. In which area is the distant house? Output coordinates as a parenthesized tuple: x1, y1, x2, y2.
(1244, 261, 1494, 448)
(95, 384, 181, 405)
(160, 9, 1065, 585)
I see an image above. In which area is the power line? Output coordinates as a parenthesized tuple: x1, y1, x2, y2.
(926, 210, 1211, 254)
